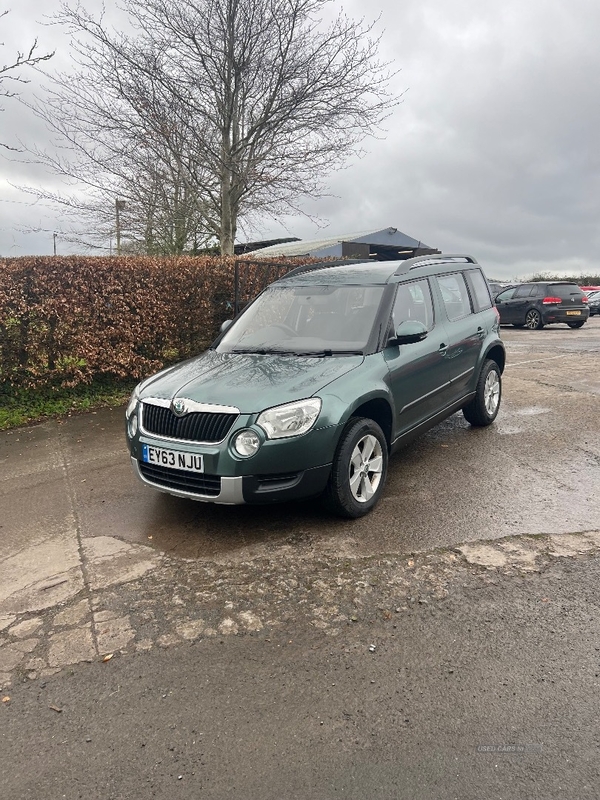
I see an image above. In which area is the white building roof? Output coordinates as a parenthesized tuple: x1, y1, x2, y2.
(250, 227, 431, 257)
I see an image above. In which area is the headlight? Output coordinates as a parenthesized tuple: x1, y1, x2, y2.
(257, 398, 321, 439)
(233, 429, 261, 457)
(126, 385, 140, 420)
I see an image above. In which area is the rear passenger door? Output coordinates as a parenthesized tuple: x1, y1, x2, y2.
(433, 272, 485, 403)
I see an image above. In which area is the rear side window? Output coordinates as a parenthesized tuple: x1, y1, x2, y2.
(465, 269, 492, 311)
(436, 273, 472, 321)
(514, 284, 536, 298)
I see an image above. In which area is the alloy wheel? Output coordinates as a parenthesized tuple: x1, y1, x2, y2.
(484, 370, 501, 415)
(348, 434, 384, 503)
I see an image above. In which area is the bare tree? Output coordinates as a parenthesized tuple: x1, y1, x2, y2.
(0, 9, 54, 149)
(30, 0, 398, 254)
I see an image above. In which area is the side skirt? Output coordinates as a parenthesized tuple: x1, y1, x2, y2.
(390, 393, 475, 455)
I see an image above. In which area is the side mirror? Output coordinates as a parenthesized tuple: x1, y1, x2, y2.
(220, 319, 233, 333)
(390, 320, 428, 345)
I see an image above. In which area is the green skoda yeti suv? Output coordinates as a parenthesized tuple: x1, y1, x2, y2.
(125, 254, 505, 517)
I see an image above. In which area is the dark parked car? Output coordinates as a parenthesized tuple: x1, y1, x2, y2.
(586, 291, 600, 316)
(125, 254, 505, 518)
(494, 282, 589, 329)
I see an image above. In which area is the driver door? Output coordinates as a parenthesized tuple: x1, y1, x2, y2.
(384, 279, 452, 438)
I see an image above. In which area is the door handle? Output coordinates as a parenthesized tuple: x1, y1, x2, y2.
(439, 343, 447, 354)
(476, 326, 485, 338)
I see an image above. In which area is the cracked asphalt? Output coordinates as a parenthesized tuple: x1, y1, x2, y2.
(1, 318, 599, 799)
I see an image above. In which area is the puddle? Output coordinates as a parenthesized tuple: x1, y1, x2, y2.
(513, 406, 551, 416)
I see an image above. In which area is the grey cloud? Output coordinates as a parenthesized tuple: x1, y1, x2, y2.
(1, 0, 599, 278)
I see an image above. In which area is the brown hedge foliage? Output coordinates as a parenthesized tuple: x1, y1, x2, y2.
(0, 255, 318, 391)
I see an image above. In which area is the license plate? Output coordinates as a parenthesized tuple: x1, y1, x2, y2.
(566, 310, 581, 316)
(142, 444, 204, 473)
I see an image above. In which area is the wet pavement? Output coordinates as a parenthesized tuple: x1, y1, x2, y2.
(0, 318, 599, 687)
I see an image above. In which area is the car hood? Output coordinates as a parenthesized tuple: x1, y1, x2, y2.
(139, 349, 364, 413)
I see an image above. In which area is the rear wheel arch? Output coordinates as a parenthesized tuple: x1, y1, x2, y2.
(484, 344, 506, 374)
(463, 358, 502, 427)
(525, 307, 543, 329)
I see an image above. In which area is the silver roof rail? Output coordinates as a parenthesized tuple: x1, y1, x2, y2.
(394, 254, 478, 276)
(279, 258, 372, 280)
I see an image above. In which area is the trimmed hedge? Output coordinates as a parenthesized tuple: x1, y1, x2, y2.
(0, 255, 315, 391)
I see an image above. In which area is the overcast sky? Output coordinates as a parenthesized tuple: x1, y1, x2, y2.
(1, 0, 599, 280)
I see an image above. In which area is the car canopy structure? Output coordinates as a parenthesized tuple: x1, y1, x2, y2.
(249, 227, 439, 262)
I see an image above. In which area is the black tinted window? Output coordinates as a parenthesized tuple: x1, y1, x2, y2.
(547, 284, 583, 299)
(514, 284, 535, 298)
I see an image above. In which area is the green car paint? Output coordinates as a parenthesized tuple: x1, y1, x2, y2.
(125, 254, 505, 518)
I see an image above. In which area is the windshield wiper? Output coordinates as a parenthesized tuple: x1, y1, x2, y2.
(229, 347, 276, 354)
(288, 349, 364, 357)
(228, 347, 364, 357)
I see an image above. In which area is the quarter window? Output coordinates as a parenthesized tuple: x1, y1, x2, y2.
(465, 269, 492, 312)
(436, 273, 472, 321)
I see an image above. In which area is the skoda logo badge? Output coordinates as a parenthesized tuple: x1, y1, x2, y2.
(172, 398, 187, 417)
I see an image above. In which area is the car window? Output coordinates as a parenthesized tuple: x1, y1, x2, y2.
(465, 269, 492, 312)
(514, 284, 535, 298)
(217, 284, 385, 354)
(495, 287, 517, 301)
(436, 273, 472, 321)
(547, 284, 584, 299)
(391, 279, 434, 331)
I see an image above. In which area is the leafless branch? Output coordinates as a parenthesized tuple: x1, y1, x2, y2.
(22, 0, 401, 253)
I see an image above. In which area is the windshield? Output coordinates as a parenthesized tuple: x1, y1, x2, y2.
(216, 284, 385, 355)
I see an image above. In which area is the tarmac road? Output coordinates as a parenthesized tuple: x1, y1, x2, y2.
(1, 317, 599, 799)
(2, 318, 599, 569)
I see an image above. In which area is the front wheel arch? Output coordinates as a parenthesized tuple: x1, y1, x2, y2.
(346, 397, 393, 451)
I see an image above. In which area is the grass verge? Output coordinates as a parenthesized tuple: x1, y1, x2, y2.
(0, 378, 138, 430)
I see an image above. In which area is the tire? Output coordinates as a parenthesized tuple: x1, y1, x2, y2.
(567, 321, 585, 328)
(323, 417, 388, 518)
(462, 359, 502, 427)
(525, 308, 543, 329)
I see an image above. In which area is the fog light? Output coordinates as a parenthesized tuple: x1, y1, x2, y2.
(128, 413, 138, 437)
(233, 429, 260, 457)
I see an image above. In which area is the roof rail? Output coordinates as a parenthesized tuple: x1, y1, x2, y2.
(394, 254, 478, 276)
(277, 258, 372, 280)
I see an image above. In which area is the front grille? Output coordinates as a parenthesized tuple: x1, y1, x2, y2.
(139, 461, 221, 497)
(142, 403, 238, 443)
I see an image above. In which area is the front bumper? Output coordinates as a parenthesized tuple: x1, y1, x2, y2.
(131, 456, 331, 505)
